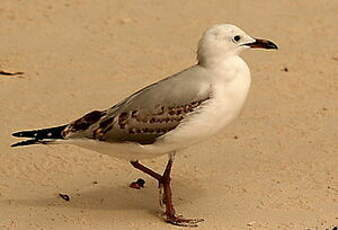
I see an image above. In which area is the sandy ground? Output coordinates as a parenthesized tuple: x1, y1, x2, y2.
(1, 0, 338, 229)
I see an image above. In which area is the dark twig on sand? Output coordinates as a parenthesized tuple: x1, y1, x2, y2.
(59, 193, 70, 201)
(129, 178, 146, 189)
(0, 70, 24, 76)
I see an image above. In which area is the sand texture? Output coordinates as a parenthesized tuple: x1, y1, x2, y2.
(1, 0, 338, 229)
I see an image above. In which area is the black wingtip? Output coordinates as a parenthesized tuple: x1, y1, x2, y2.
(11, 142, 23, 147)
(11, 139, 39, 147)
(11, 124, 68, 139)
(12, 131, 24, 137)
(11, 139, 51, 147)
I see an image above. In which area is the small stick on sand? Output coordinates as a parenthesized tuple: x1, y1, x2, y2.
(0, 70, 24, 76)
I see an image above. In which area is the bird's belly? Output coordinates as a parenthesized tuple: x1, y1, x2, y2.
(69, 139, 168, 161)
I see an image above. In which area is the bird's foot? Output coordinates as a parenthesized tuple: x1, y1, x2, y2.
(163, 213, 204, 227)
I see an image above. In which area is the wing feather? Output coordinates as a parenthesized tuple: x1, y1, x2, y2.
(64, 65, 212, 144)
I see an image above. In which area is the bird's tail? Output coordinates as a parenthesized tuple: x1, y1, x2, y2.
(11, 124, 68, 147)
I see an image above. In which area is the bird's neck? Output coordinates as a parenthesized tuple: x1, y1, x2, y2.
(197, 52, 239, 69)
(198, 54, 242, 70)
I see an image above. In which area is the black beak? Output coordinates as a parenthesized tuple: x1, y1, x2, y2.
(245, 38, 278, 50)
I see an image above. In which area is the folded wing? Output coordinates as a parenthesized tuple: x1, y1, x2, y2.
(64, 65, 212, 145)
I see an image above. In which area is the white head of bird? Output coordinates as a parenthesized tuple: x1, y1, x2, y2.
(197, 24, 278, 67)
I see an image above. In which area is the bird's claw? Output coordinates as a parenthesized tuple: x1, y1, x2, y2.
(163, 214, 204, 227)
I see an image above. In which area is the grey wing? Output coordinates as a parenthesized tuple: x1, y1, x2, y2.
(63, 65, 212, 144)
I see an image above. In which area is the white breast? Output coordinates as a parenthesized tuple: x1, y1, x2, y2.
(147, 56, 251, 154)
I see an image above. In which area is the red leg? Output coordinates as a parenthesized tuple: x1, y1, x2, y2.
(130, 154, 204, 227)
(130, 160, 162, 181)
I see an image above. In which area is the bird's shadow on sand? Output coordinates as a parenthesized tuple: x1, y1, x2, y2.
(3, 178, 205, 216)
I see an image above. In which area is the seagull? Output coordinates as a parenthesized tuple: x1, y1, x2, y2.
(11, 24, 277, 227)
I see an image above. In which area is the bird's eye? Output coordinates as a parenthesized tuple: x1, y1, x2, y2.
(233, 35, 241, 42)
